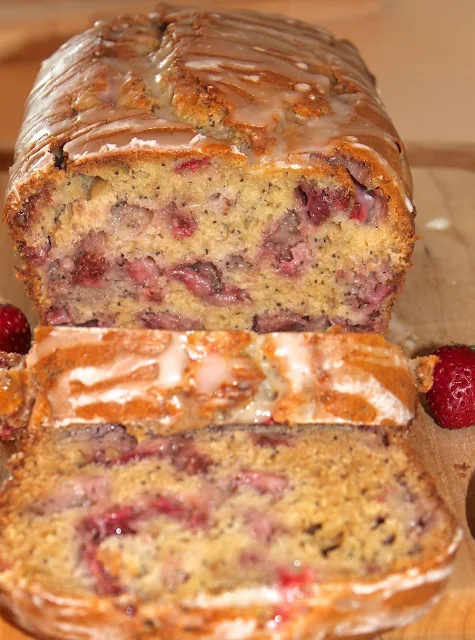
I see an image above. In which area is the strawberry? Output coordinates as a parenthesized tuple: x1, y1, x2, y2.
(0, 304, 31, 355)
(426, 345, 475, 430)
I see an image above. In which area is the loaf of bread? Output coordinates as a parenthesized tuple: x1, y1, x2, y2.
(0, 327, 434, 438)
(0, 423, 460, 640)
(3, 4, 414, 332)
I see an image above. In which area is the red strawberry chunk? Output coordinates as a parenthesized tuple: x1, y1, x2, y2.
(349, 202, 366, 222)
(0, 426, 15, 441)
(298, 180, 351, 226)
(251, 432, 291, 448)
(151, 202, 198, 239)
(79, 494, 209, 594)
(44, 305, 71, 326)
(276, 242, 312, 277)
(171, 262, 221, 298)
(278, 565, 314, 593)
(126, 257, 161, 287)
(110, 435, 213, 475)
(72, 253, 109, 287)
(81, 505, 139, 541)
(170, 262, 249, 306)
(170, 211, 198, 239)
(139, 311, 202, 330)
(232, 469, 289, 495)
(268, 566, 315, 627)
(174, 157, 211, 173)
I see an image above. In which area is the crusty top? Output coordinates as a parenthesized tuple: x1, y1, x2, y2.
(4, 3, 413, 217)
(17, 327, 434, 435)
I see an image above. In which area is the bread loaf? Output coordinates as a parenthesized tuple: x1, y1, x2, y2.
(3, 5, 414, 332)
(0, 424, 460, 640)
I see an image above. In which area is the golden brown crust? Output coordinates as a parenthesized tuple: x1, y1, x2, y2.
(3, 5, 414, 286)
(0, 556, 460, 640)
(410, 355, 438, 394)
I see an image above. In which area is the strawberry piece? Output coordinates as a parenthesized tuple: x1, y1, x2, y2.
(268, 565, 314, 626)
(349, 202, 366, 222)
(278, 565, 314, 593)
(0, 304, 31, 354)
(426, 345, 475, 429)
(72, 253, 109, 287)
(174, 157, 211, 173)
(232, 469, 289, 495)
(170, 211, 198, 239)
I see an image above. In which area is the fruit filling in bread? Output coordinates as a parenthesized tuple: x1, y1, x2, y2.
(15, 158, 407, 332)
(0, 424, 457, 627)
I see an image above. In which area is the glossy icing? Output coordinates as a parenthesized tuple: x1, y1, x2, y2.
(21, 327, 429, 432)
(6, 4, 412, 210)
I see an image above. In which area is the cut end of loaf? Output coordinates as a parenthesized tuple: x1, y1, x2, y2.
(11, 157, 413, 333)
(3, 5, 415, 334)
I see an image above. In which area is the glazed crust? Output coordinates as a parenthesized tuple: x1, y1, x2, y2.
(2, 4, 415, 332)
(0, 430, 461, 640)
(0, 555, 460, 640)
(0, 327, 435, 438)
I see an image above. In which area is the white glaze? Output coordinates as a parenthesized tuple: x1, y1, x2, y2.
(272, 334, 312, 392)
(331, 375, 411, 425)
(27, 328, 104, 367)
(190, 586, 282, 608)
(210, 619, 257, 639)
(24, 328, 427, 430)
(6, 4, 412, 215)
(156, 333, 188, 388)
(195, 354, 234, 395)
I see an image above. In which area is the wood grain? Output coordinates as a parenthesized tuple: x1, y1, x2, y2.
(0, 166, 474, 638)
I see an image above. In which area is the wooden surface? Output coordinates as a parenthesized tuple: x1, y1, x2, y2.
(0, 164, 474, 639)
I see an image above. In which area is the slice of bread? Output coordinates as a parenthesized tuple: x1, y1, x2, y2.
(0, 327, 435, 439)
(0, 423, 460, 640)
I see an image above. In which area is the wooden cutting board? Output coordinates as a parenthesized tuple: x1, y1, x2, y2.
(0, 164, 474, 639)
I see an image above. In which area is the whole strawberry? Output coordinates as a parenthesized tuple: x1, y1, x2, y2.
(0, 304, 31, 355)
(426, 345, 475, 430)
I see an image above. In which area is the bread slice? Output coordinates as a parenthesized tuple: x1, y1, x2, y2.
(3, 5, 414, 333)
(0, 327, 434, 439)
(0, 423, 460, 640)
